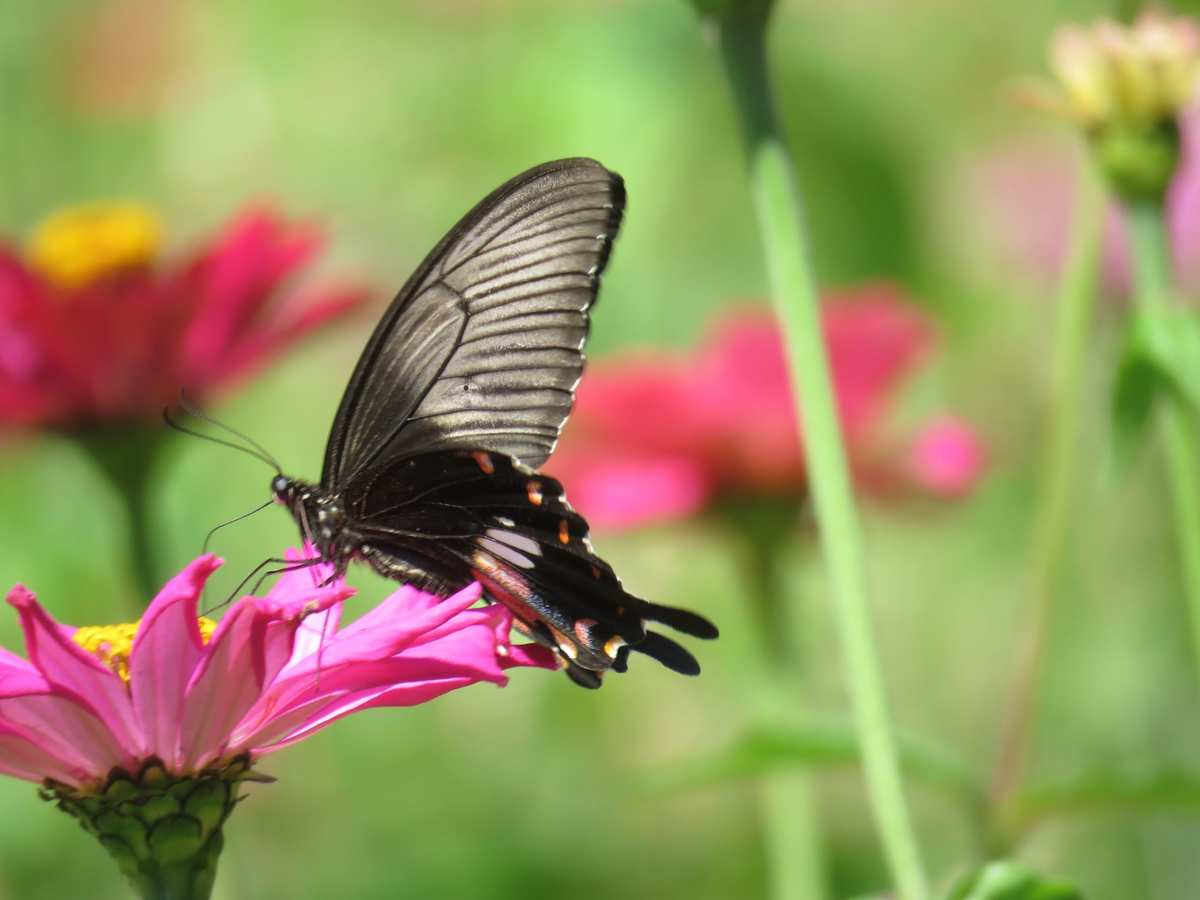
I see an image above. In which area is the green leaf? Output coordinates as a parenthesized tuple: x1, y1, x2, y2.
(1112, 308, 1200, 464)
(945, 861, 1082, 900)
(1012, 765, 1200, 832)
(647, 719, 981, 804)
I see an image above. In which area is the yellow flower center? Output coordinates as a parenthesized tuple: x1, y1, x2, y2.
(26, 203, 162, 291)
(73, 617, 217, 683)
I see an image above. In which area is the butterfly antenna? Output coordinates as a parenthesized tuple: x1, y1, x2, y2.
(179, 391, 284, 473)
(162, 408, 280, 471)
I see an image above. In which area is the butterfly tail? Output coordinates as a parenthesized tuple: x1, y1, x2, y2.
(632, 631, 703, 676)
(641, 602, 720, 640)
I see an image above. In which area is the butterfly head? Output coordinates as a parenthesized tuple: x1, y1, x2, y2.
(271, 475, 348, 561)
(270, 474, 295, 505)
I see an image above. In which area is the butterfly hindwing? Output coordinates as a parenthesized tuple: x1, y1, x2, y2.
(344, 450, 713, 680)
(322, 159, 625, 489)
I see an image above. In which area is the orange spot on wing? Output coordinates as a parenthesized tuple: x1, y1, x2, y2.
(604, 635, 627, 659)
(527, 480, 543, 506)
(472, 451, 495, 474)
(558, 519, 570, 544)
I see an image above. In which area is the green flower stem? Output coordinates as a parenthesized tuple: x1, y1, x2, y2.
(734, 514, 828, 900)
(77, 426, 165, 605)
(991, 166, 1103, 819)
(712, 9, 929, 899)
(760, 771, 826, 900)
(1126, 200, 1200, 683)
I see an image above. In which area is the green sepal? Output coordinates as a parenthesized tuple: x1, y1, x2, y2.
(945, 861, 1082, 900)
(40, 754, 267, 900)
(1092, 119, 1180, 207)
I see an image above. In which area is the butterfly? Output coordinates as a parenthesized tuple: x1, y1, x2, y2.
(268, 158, 718, 688)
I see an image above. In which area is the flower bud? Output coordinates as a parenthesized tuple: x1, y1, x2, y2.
(1043, 13, 1199, 203)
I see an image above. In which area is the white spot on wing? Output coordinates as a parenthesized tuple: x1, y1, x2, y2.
(485, 529, 542, 556)
(478, 537, 534, 569)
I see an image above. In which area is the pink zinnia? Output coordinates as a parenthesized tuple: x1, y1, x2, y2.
(0, 203, 365, 429)
(0, 550, 554, 789)
(0, 549, 553, 895)
(550, 284, 986, 529)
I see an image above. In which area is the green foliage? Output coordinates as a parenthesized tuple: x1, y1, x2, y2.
(945, 861, 1082, 900)
(1113, 308, 1200, 462)
(651, 721, 982, 804)
(1015, 765, 1200, 829)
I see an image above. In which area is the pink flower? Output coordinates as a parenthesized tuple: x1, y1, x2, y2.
(959, 106, 1200, 295)
(906, 417, 988, 499)
(550, 285, 986, 529)
(0, 550, 554, 789)
(0, 203, 365, 429)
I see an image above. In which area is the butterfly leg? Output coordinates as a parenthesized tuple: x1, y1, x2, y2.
(203, 556, 298, 615)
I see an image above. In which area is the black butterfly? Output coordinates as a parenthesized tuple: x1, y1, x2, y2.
(268, 158, 717, 688)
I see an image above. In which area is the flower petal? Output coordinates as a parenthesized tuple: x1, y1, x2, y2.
(7, 585, 143, 759)
(251, 676, 479, 753)
(178, 599, 270, 769)
(0, 693, 127, 777)
(128, 555, 221, 770)
(280, 583, 482, 681)
(259, 556, 352, 685)
(233, 601, 545, 750)
(0, 721, 85, 785)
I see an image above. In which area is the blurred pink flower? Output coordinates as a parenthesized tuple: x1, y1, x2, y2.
(0, 204, 365, 429)
(0, 550, 554, 789)
(551, 285, 986, 529)
(963, 107, 1200, 294)
(906, 416, 987, 499)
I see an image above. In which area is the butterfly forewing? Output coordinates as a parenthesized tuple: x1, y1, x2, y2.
(322, 159, 625, 488)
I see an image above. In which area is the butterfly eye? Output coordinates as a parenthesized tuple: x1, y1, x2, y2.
(270, 475, 291, 500)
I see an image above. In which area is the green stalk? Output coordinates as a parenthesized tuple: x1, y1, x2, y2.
(712, 9, 929, 898)
(760, 771, 826, 900)
(734, 511, 828, 900)
(1126, 201, 1200, 682)
(76, 426, 165, 605)
(991, 166, 1103, 821)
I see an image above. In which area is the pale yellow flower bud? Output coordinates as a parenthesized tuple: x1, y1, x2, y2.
(1042, 13, 1200, 203)
(1048, 13, 1199, 128)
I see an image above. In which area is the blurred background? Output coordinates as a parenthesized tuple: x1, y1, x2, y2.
(3, 0, 1200, 897)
